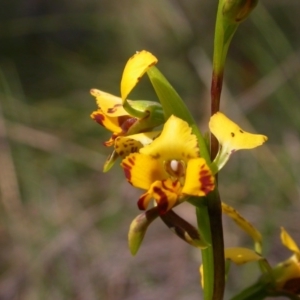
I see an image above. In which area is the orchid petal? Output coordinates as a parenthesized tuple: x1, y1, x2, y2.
(209, 112, 267, 150)
(160, 210, 210, 249)
(138, 179, 181, 213)
(121, 50, 158, 101)
(103, 150, 119, 173)
(115, 131, 160, 158)
(182, 158, 215, 196)
(222, 202, 262, 253)
(141, 115, 199, 163)
(121, 153, 167, 190)
(209, 112, 267, 171)
(114, 137, 143, 158)
(90, 110, 124, 134)
(90, 89, 128, 117)
(281, 227, 300, 258)
(225, 247, 262, 265)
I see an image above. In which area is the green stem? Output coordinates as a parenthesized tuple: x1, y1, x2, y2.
(210, 68, 223, 161)
(211, 2, 238, 160)
(206, 1, 260, 299)
(194, 189, 225, 300)
(205, 1, 244, 297)
(207, 190, 225, 299)
(196, 202, 214, 300)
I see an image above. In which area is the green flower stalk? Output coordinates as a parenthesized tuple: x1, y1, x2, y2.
(209, 1, 259, 298)
(211, 0, 258, 157)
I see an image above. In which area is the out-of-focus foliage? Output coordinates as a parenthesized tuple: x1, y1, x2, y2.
(0, 0, 300, 299)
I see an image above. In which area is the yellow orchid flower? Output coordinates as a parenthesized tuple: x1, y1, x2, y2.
(209, 112, 268, 171)
(271, 228, 300, 294)
(121, 115, 215, 214)
(90, 51, 165, 171)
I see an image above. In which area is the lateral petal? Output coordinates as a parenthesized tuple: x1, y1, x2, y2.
(121, 50, 158, 101)
(209, 112, 267, 171)
(225, 247, 262, 265)
(90, 89, 128, 117)
(121, 153, 167, 190)
(209, 112, 267, 151)
(281, 227, 300, 258)
(182, 158, 215, 196)
(91, 109, 123, 133)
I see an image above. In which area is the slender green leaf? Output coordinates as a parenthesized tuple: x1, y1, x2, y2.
(147, 66, 211, 164)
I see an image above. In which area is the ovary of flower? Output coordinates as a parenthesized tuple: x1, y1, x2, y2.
(121, 115, 215, 214)
(209, 112, 268, 171)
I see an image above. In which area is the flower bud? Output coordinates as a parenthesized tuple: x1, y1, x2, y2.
(223, 0, 258, 23)
(128, 207, 159, 255)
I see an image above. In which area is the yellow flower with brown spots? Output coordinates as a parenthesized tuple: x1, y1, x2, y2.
(121, 115, 215, 214)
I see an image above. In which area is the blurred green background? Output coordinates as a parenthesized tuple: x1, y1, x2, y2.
(0, 0, 300, 299)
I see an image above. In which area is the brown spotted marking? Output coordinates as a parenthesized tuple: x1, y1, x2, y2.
(137, 194, 147, 210)
(128, 156, 136, 166)
(231, 132, 235, 137)
(131, 146, 139, 153)
(181, 152, 196, 160)
(92, 113, 105, 126)
(153, 186, 169, 215)
(122, 162, 133, 182)
(151, 153, 161, 159)
(115, 138, 143, 158)
(171, 180, 180, 189)
(107, 104, 122, 114)
(161, 180, 172, 192)
(122, 156, 136, 182)
(198, 164, 214, 194)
